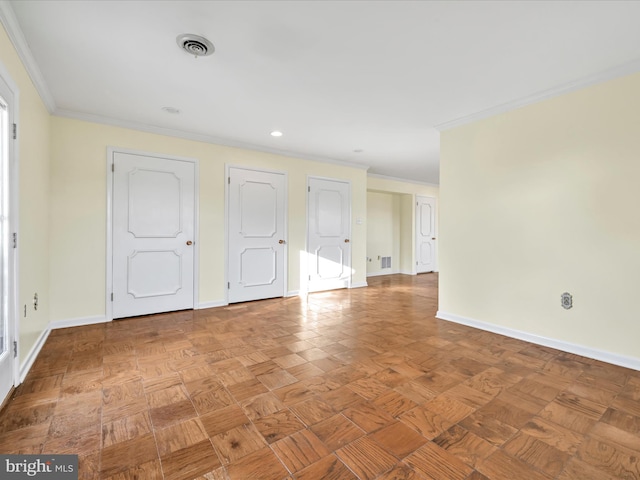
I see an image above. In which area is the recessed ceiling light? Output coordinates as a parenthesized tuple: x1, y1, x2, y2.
(162, 107, 181, 114)
(270, 131, 283, 137)
(353, 149, 364, 153)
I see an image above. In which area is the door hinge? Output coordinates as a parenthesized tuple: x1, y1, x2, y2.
(227, 282, 230, 289)
(308, 275, 311, 280)
(12, 123, 17, 140)
(110, 293, 113, 301)
(12, 232, 17, 248)
(228, 177, 230, 184)
(308, 186, 310, 192)
(416, 261, 418, 265)
(111, 163, 114, 172)
(13, 340, 17, 358)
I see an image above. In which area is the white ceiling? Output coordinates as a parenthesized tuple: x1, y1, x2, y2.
(6, 1, 640, 184)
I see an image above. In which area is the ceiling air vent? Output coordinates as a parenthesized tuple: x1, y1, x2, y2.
(176, 34, 215, 58)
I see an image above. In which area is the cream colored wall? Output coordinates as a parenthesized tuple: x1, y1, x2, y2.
(367, 175, 440, 274)
(49, 117, 368, 321)
(366, 191, 401, 275)
(0, 25, 51, 364)
(399, 195, 414, 273)
(440, 72, 640, 361)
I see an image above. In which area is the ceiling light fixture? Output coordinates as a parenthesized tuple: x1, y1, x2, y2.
(162, 106, 181, 114)
(270, 131, 283, 137)
(353, 149, 364, 153)
(176, 34, 215, 58)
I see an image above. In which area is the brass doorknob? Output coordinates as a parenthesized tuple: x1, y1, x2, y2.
(186, 240, 193, 246)
(344, 239, 350, 243)
(278, 239, 285, 244)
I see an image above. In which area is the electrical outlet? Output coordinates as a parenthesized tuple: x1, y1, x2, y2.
(561, 292, 573, 310)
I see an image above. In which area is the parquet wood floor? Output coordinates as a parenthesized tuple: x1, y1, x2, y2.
(1, 274, 640, 479)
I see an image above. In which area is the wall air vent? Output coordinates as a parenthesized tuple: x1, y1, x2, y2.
(176, 34, 215, 58)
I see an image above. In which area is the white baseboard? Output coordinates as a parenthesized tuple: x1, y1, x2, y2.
(366, 270, 400, 278)
(285, 290, 300, 298)
(368, 271, 419, 277)
(436, 310, 640, 371)
(19, 327, 50, 382)
(49, 315, 110, 330)
(350, 281, 368, 289)
(20, 316, 109, 383)
(198, 300, 228, 309)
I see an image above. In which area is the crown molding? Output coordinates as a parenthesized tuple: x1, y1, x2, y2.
(435, 58, 640, 132)
(367, 172, 439, 188)
(54, 108, 371, 171)
(0, 0, 55, 113)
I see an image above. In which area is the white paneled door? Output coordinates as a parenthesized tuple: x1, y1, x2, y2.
(307, 177, 351, 292)
(228, 167, 286, 303)
(112, 152, 196, 318)
(416, 195, 436, 273)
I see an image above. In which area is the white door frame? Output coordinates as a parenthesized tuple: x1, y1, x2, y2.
(305, 175, 352, 293)
(106, 147, 200, 320)
(0, 61, 19, 395)
(225, 164, 288, 304)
